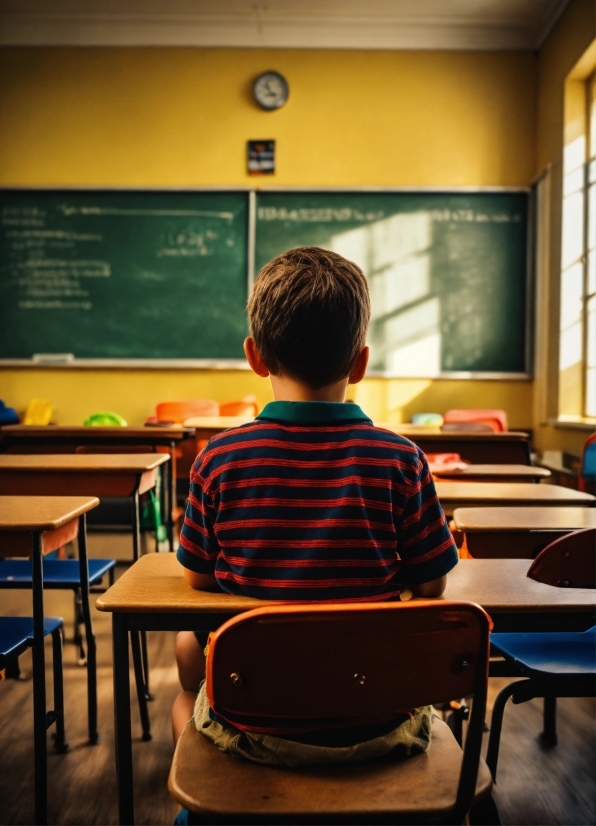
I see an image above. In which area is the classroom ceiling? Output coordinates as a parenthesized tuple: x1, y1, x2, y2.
(0, 0, 571, 50)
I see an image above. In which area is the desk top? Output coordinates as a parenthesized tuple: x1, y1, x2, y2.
(183, 416, 254, 429)
(0, 453, 169, 473)
(96, 552, 596, 616)
(0, 425, 192, 442)
(0, 495, 99, 530)
(453, 506, 596, 532)
(435, 482, 595, 505)
(377, 426, 531, 442)
(433, 464, 551, 480)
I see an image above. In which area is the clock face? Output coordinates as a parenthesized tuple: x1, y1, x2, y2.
(253, 71, 289, 110)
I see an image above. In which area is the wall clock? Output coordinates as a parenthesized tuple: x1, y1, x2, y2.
(253, 71, 289, 110)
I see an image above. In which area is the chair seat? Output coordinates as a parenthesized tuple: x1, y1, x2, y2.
(491, 627, 596, 677)
(169, 718, 493, 823)
(0, 558, 116, 587)
(0, 616, 63, 662)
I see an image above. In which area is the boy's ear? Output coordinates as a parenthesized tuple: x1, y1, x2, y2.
(244, 337, 270, 378)
(348, 346, 369, 385)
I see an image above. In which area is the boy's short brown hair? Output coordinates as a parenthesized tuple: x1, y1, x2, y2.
(248, 246, 370, 389)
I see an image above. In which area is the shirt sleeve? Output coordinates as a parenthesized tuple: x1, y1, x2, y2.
(397, 449, 458, 584)
(176, 461, 220, 575)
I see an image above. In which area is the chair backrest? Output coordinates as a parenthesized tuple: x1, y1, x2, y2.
(579, 435, 596, 493)
(206, 601, 490, 821)
(443, 409, 508, 432)
(527, 529, 596, 589)
(219, 396, 258, 417)
(155, 399, 219, 423)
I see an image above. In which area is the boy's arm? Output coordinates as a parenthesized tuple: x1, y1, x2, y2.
(183, 568, 219, 591)
(177, 461, 221, 591)
(411, 575, 447, 598)
(397, 449, 458, 597)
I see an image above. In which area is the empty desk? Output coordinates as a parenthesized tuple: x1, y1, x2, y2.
(452, 506, 596, 558)
(0, 425, 191, 550)
(377, 427, 532, 465)
(433, 464, 551, 483)
(0, 454, 169, 561)
(0, 495, 99, 824)
(435, 482, 595, 516)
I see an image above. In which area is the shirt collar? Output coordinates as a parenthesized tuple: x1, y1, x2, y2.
(256, 401, 372, 426)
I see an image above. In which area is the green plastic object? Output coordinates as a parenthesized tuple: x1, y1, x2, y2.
(84, 412, 127, 427)
(412, 413, 444, 426)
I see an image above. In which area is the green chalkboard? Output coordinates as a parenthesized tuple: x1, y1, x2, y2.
(0, 189, 249, 360)
(256, 191, 529, 374)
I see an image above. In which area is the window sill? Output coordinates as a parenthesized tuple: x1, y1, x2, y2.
(549, 418, 596, 431)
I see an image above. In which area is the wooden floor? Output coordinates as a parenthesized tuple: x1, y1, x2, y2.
(0, 540, 594, 825)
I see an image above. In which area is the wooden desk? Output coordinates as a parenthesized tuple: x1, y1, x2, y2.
(0, 426, 191, 550)
(452, 506, 596, 559)
(377, 426, 532, 465)
(433, 464, 551, 483)
(97, 552, 596, 824)
(182, 415, 253, 439)
(0, 454, 169, 560)
(435, 482, 595, 517)
(0, 495, 99, 824)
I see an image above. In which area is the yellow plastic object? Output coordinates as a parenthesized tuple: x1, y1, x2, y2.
(23, 398, 53, 426)
(84, 412, 127, 426)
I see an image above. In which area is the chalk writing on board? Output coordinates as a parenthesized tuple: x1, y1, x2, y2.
(57, 205, 235, 221)
(157, 228, 220, 257)
(259, 206, 524, 225)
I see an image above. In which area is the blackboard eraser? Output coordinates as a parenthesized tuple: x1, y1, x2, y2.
(32, 353, 75, 365)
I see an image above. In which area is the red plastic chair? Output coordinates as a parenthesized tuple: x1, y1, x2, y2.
(443, 409, 508, 433)
(219, 396, 258, 417)
(169, 601, 493, 825)
(155, 399, 219, 423)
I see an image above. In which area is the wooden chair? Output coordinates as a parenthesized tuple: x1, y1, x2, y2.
(220, 396, 258, 417)
(578, 434, 596, 495)
(526, 528, 596, 588)
(169, 601, 493, 825)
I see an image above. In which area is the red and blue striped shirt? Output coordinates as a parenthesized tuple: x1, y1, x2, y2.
(177, 401, 457, 602)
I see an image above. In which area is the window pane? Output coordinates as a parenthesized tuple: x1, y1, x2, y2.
(561, 191, 585, 268)
(589, 183, 596, 252)
(588, 249, 596, 297)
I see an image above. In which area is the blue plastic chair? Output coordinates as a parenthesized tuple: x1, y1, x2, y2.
(486, 626, 596, 779)
(0, 555, 116, 744)
(0, 616, 68, 754)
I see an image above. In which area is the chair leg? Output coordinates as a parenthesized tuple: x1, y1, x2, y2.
(542, 696, 557, 746)
(469, 793, 502, 825)
(5, 656, 21, 680)
(486, 680, 523, 781)
(51, 628, 68, 753)
(130, 631, 152, 741)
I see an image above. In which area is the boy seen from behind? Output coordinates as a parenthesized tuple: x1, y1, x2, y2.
(173, 247, 458, 764)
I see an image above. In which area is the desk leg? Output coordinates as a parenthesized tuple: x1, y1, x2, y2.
(78, 514, 98, 744)
(113, 613, 134, 825)
(32, 532, 47, 825)
(167, 442, 176, 552)
(132, 490, 141, 562)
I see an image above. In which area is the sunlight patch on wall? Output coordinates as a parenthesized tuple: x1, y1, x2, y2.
(331, 212, 435, 374)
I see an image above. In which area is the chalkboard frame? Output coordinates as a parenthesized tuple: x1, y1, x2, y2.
(0, 186, 532, 379)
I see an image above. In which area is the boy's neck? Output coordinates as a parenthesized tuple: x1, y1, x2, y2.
(269, 374, 349, 403)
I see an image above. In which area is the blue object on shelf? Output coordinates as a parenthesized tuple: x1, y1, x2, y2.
(0, 400, 19, 425)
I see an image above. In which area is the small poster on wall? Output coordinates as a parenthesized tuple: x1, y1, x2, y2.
(247, 140, 275, 175)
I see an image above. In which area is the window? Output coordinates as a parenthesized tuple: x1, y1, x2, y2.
(585, 72, 596, 417)
(559, 69, 596, 421)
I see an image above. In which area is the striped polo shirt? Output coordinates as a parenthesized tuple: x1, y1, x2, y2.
(177, 401, 458, 601)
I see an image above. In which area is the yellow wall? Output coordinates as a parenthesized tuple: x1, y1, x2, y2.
(534, 0, 596, 455)
(0, 47, 537, 425)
